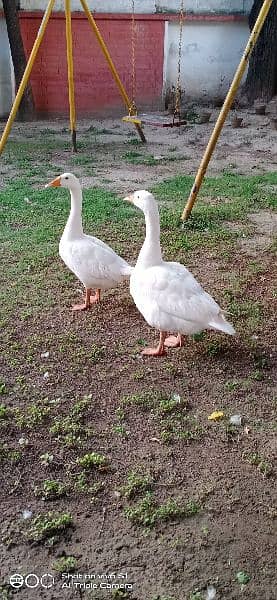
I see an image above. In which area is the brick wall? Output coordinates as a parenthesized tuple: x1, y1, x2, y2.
(19, 12, 164, 115)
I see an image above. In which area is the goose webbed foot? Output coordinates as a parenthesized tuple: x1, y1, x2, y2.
(164, 333, 184, 348)
(72, 288, 101, 311)
(141, 331, 167, 357)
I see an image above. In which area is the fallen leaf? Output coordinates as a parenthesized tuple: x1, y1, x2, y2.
(208, 411, 224, 421)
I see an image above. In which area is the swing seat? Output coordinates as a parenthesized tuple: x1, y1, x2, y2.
(140, 113, 187, 128)
(122, 113, 187, 128)
(122, 115, 142, 125)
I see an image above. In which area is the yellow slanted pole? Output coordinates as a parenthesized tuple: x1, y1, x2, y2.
(79, 0, 146, 143)
(65, 0, 77, 151)
(0, 0, 55, 155)
(181, 0, 274, 221)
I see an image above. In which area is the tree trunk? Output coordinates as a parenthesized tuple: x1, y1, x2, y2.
(2, 0, 35, 121)
(244, 0, 277, 103)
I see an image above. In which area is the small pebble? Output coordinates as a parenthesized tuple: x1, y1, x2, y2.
(172, 393, 181, 403)
(18, 437, 29, 447)
(229, 414, 243, 426)
(41, 351, 50, 358)
(22, 509, 33, 520)
(206, 585, 217, 600)
(43, 371, 50, 379)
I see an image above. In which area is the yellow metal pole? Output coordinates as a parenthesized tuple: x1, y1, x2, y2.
(79, 0, 146, 143)
(181, 0, 274, 221)
(0, 0, 55, 155)
(65, 0, 77, 151)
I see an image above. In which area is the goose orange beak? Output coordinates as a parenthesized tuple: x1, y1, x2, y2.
(45, 176, 61, 188)
(123, 194, 134, 203)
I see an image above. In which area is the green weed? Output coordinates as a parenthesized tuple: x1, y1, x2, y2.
(76, 452, 107, 469)
(53, 555, 77, 573)
(0, 444, 21, 464)
(74, 471, 103, 496)
(120, 470, 153, 499)
(26, 512, 72, 543)
(0, 404, 9, 420)
(34, 479, 67, 500)
(244, 452, 273, 477)
(124, 491, 199, 528)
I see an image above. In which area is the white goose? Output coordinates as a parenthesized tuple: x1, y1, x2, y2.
(124, 190, 235, 356)
(46, 173, 132, 310)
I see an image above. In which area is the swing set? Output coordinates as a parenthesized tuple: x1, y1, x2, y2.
(0, 0, 186, 156)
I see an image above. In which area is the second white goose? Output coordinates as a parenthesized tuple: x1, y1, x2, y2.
(124, 190, 235, 356)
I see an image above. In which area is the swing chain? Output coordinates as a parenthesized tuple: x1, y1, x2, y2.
(129, 0, 138, 116)
(173, 0, 184, 123)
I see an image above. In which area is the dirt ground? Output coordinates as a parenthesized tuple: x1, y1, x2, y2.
(0, 103, 277, 600)
(1, 99, 276, 193)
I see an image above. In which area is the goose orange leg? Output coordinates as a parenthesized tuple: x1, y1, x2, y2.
(90, 288, 101, 304)
(72, 288, 101, 311)
(164, 333, 184, 348)
(141, 331, 167, 357)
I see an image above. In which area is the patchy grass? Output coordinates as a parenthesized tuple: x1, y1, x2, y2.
(118, 390, 203, 444)
(26, 512, 72, 543)
(34, 479, 67, 500)
(244, 452, 273, 477)
(0, 444, 21, 465)
(76, 452, 107, 469)
(120, 470, 153, 499)
(52, 555, 77, 573)
(124, 492, 200, 528)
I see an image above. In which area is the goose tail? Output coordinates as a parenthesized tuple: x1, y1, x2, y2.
(121, 263, 134, 278)
(208, 311, 236, 336)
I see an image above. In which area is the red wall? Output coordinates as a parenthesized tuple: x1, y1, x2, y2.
(19, 12, 164, 116)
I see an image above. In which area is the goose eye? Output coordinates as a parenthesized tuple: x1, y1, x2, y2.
(65, 177, 69, 180)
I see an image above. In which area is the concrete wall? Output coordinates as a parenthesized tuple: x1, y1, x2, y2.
(0, 18, 13, 117)
(156, 1, 252, 14)
(164, 20, 249, 101)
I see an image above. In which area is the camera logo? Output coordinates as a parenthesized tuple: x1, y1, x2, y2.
(9, 574, 24, 589)
(10, 573, 54, 589)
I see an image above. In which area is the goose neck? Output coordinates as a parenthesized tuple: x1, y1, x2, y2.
(63, 185, 83, 238)
(137, 204, 162, 267)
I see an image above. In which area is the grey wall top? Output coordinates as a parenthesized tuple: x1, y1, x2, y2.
(17, 1, 156, 12)
(1, 1, 253, 14)
(155, 1, 253, 14)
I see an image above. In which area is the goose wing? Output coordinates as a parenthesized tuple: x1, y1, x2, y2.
(69, 236, 132, 283)
(141, 262, 220, 325)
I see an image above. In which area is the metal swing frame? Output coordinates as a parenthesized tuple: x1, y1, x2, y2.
(181, 0, 274, 220)
(0, 0, 146, 155)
